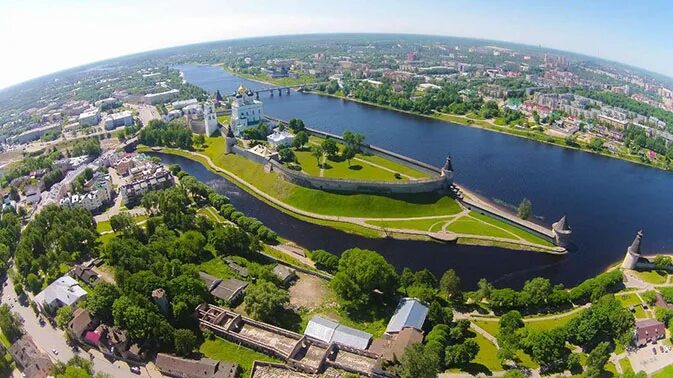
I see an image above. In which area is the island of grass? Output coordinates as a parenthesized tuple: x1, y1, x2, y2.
(139, 129, 558, 252)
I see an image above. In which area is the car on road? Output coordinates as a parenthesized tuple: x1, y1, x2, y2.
(130, 366, 140, 374)
(653, 347, 657, 355)
(660, 346, 665, 353)
(52, 349, 58, 355)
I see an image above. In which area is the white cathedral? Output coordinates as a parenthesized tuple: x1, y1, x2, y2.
(230, 85, 264, 136)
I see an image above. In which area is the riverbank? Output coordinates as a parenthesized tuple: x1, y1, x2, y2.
(139, 138, 562, 253)
(306, 90, 671, 173)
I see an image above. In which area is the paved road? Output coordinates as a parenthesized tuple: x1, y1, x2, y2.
(134, 104, 160, 126)
(1, 275, 156, 378)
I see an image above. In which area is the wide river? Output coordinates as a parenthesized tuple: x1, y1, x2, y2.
(171, 63, 673, 289)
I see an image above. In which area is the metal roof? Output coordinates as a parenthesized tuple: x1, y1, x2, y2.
(332, 325, 372, 350)
(304, 316, 337, 343)
(385, 298, 429, 334)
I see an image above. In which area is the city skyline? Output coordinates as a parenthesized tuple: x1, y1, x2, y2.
(1, 0, 673, 90)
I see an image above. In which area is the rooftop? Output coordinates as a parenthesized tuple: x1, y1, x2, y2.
(385, 298, 428, 334)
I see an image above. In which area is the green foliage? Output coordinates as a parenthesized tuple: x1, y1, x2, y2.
(398, 343, 440, 378)
(589, 137, 605, 152)
(523, 327, 568, 368)
(584, 341, 611, 378)
(55, 305, 74, 329)
(569, 269, 623, 304)
(641, 290, 658, 306)
(439, 269, 462, 303)
(331, 248, 399, 309)
(174, 329, 198, 356)
(244, 281, 290, 323)
(241, 123, 270, 140)
(292, 131, 309, 149)
(444, 338, 480, 367)
(15, 205, 98, 279)
(0, 304, 22, 342)
(566, 295, 635, 350)
(517, 198, 532, 220)
(208, 225, 255, 256)
(321, 138, 339, 158)
(139, 119, 193, 149)
(85, 283, 121, 322)
(310, 249, 339, 273)
(278, 147, 295, 163)
(653, 255, 672, 270)
(71, 138, 102, 157)
(287, 118, 305, 133)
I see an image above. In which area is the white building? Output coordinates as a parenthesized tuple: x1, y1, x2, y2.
(144, 89, 179, 105)
(78, 109, 101, 126)
(103, 111, 134, 130)
(231, 85, 264, 136)
(172, 98, 198, 110)
(60, 192, 102, 212)
(163, 109, 182, 122)
(203, 102, 219, 136)
(267, 130, 295, 148)
(34, 276, 88, 314)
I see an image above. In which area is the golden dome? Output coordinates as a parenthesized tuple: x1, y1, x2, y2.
(237, 84, 247, 93)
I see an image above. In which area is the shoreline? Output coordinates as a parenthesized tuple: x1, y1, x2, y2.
(142, 145, 563, 254)
(216, 66, 667, 173)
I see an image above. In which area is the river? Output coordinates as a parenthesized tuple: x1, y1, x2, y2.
(171, 63, 673, 289)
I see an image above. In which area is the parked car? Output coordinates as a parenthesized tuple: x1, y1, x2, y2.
(653, 347, 657, 355)
(130, 366, 140, 374)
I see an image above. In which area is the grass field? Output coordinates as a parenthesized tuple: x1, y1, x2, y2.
(198, 257, 235, 279)
(193, 137, 462, 218)
(634, 270, 668, 284)
(619, 357, 633, 374)
(201, 338, 280, 376)
(292, 135, 431, 182)
(365, 216, 456, 231)
(471, 332, 502, 372)
(653, 363, 673, 377)
(524, 310, 582, 332)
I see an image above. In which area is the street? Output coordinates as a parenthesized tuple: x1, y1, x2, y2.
(1, 276, 160, 378)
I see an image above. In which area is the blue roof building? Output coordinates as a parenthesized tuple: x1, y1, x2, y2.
(385, 298, 429, 334)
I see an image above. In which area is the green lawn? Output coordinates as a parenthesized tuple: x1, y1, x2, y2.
(291, 136, 429, 182)
(653, 363, 673, 377)
(470, 212, 555, 246)
(184, 137, 463, 218)
(472, 319, 501, 338)
(0, 330, 10, 348)
(217, 114, 231, 124)
(446, 216, 514, 239)
(201, 338, 280, 376)
(96, 220, 112, 233)
(619, 357, 633, 374)
(365, 216, 455, 231)
(198, 257, 234, 279)
(617, 293, 643, 307)
(634, 270, 668, 284)
(471, 332, 502, 373)
(524, 311, 581, 332)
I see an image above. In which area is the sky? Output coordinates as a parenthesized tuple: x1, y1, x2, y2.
(1, 0, 672, 89)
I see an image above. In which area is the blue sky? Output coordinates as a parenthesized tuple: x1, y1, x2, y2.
(0, 0, 672, 89)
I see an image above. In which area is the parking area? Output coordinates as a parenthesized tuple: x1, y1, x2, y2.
(628, 342, 673, 374)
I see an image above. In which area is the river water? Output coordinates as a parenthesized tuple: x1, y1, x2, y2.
(171, 63, 673, 289)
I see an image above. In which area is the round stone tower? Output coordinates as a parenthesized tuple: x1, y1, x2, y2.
(621, 230, 644, 270)
(551, 215, 572, 247)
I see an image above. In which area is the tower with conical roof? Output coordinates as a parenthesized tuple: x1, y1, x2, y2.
(551, 215, 572, 247)
(622, 230, 643, 270)
(441, 155, 454, 183)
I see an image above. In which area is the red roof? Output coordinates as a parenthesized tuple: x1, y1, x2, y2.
(84, 331, 101, 345)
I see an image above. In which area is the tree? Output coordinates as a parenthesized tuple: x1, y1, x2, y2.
(85, 283, 121, 322)
(109, 213, 135, 234)
(476, 278, 493, 302)
(342, 130, 365, 152)
(310, 249, 339, 273)
(517, 198, 532, 220)
(311, 146, 323, 167)
(278, 147, 295, 163)
(503, 370, 526, 378)
(321, 138, 339, 158)
(55, 305, 74, 329)
(244, 281, 290, 322)
(521, 277, 553, 307)
(584, 342, 611, 378)
(400, 267, 415, 290)
(398, 343, 440, 378)
(174, 329, 198, 356)
(589, 137, 605, 152)
(654, 255, 672, 270)
(525, 328, 568, 367)
(0, 304, 22, 342)
(641, 290, 657, 306)
(343, 145, 357, 166)
(193, 134, 206, 149)
(427, 300, 452, 327)
(288, 118, 305, 132)
(208, 225, 254, 256)
(440, 269, 462, 303)
(444, 339, 479, 367)
(330, 248, 399, 308)
(292, 131, 309, 150)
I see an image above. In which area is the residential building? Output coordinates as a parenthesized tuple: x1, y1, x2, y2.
(67, 308, 98, 340)
(231, 85, 264, 136)
(199, 272, 248, 303)
(272, 264, 297, 287)
(144, 89, 179, 105)
(120, 167, 174, 205)
(78, 109, 101, 126)
(25, 186, 41, 205)
(155, 353, 239, 378)
(103, 110, 134, 130)
(267, 130, 295, 148)
(34, 275, 88, 314)
(9, 123, 62, 144)
(9, 336, 54, 378)
(71, 265, 100, 286)
(60, 192, 103, 212)
(635, 319, 666, 347)
(171, 98, 198, 110)
(304, 316, 373, 350)
(370, 327, 424, 362)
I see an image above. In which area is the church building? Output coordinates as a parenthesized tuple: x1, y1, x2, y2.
(231, 85, 264, 136)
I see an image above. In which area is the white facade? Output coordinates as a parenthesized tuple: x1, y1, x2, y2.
(144, 89, 179, 105)
(267, 130, 295, 147)
(172, 98, 198, 110)
(104, 111, 134, 130)
(34, 276, 87, 314)
(78, 109, 101, 126)
(231, 85, 264, 136)
(203, 102, 219, 136)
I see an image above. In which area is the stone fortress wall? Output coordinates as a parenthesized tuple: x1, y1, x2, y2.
(231, 116, 453, 195)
